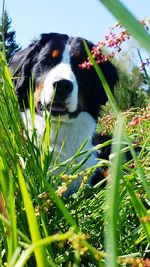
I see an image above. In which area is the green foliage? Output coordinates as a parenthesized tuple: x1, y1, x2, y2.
(0, 10, 21, 62)
(115, 67, 148, 110)
(100, 65, 149, 116)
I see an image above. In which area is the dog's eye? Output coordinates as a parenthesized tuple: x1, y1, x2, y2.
(51, 50, 60, 59)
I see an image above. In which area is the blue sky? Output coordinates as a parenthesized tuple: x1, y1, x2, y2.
(3, 0, 150, 49)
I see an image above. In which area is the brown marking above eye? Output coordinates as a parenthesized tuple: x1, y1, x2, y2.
(51, 49, 60, 58)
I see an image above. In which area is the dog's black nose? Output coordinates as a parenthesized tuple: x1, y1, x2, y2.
(53, 79, 73, 101)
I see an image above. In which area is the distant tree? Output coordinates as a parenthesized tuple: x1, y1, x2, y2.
(100, 64, 149, 116)
(0, 10, 21, 62)
(114, 66, 148, 110)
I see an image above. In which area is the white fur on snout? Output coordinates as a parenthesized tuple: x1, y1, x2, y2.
(41, 45, 78, 113)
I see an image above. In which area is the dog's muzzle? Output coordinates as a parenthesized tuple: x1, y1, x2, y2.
(37, 79, 75, 116)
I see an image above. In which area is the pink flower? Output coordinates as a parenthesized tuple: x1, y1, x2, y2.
(130, 117, 139, 126)
(79, 18, 150, 70)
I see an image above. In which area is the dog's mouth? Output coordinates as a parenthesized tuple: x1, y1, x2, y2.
(50, 102, 67, 115)
(36, 101, 68, 116)
(36, 101, 80, 119)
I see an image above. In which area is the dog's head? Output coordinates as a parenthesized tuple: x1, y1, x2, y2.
(10, 33, 118, 121)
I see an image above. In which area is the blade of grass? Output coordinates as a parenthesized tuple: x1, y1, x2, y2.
(0, 1, 6, 62)
(124, 131, 150, 199)
(17, 163, 47, 267)
(28, 85, 35, 128)
(0, 213, 31, 244)
(7, 179, 18, 263)
(127, 182, 150, 244)
(14, 230, 73, 267)
(45, 180, 78, 229)
(64, 139, 89, 173)
(8, 247, 22, 267)
(105, 114, 124, 267)
(137, 48, 150, 95)
(43, 112, 59, 173)
(73, 251, 80, 267)
(98, 0, 150, 54)
(83, 40, 118, 114)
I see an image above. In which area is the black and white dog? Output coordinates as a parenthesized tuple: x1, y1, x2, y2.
(11, 33, 118, 194)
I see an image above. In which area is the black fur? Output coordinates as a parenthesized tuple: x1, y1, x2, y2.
(10, 32, 118, 120)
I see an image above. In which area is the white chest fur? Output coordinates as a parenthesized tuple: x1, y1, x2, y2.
(21, 111, 96, 170)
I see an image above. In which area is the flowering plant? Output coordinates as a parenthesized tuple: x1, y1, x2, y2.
(79, 18, 150, 71)
(97, 104, 150, 148)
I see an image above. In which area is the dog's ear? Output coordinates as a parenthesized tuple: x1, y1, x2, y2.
(76, 39, 118, 120)
(85, 56, 118, 120)
(10, 33, 61, 109)
(10, 42, 38, 108)
(10, 34, 51, 109)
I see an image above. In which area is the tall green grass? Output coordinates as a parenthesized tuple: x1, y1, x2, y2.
(0, 1, 150, 266)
